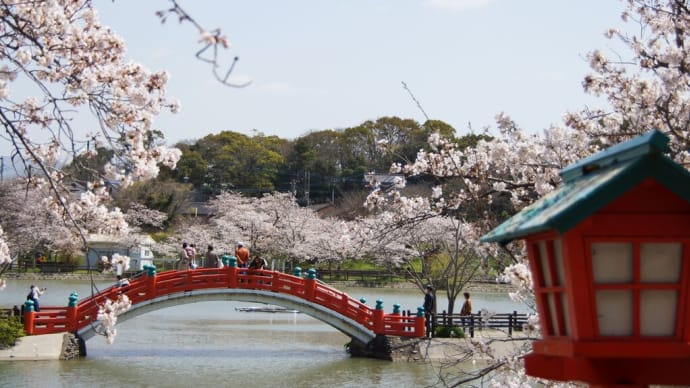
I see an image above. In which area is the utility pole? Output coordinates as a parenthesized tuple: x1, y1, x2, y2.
(304, 171, 310, 206)
(0, 156, 3, 182)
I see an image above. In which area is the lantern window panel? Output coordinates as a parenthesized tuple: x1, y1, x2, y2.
(543, 292, 571, 337)
(534, 239, 570, 337)
(546, 293, 559, 336)
(596, 290, 633, 336)
(560, 292, 571, 336)
(640, 243, 683, 283)
(553, 239, 565, 286)
(537, 241, 552, 287)
(640, 290, 678, 337)
(591, 242, 633, 284)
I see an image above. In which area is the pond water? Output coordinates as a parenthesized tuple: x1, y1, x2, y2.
(0, 278, 527, 387)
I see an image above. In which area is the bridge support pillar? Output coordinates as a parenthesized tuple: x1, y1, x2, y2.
(347, 334, 392, 361)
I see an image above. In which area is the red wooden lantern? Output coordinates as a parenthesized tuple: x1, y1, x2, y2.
(481, 130, 690, 387)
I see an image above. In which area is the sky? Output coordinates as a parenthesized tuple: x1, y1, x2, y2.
(87, 0, 628, 146)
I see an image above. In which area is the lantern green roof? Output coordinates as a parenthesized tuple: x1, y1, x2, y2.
(480, 130, 690, 244)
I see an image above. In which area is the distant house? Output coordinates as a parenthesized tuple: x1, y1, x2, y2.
(86, 234, 155, 273)
(364, 173, 404, 191)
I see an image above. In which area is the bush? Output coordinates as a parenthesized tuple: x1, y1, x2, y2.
(434, 326, 465, 338)
(0, 316, 25, 349)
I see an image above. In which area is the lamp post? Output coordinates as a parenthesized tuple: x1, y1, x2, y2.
(481, 130, 690, 387)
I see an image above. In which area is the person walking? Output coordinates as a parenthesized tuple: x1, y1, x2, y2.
(235, 241, 250, 268)
(423, 285, 435, 338)
(205, 245, 219, 268)
(27, 285, 46, 312)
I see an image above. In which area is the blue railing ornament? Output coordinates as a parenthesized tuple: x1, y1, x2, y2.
(143, 264, 157, 276)
(68, 292, 79, 307)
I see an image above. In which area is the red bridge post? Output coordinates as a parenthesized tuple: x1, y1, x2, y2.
(415, 306, 426, 338)
(226, 256, 238, 288)
(374, 299, 384, 334)
(144, 264, 157, 297)
(305, 268, 317, 301)
(67, 292, 79, 332)
(23, 300, 35, 335)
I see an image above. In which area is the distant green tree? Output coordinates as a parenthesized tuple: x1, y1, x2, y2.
(112, 180, 191, 227)
(172, 131, 285, 193)
(173, 148, 208, 186)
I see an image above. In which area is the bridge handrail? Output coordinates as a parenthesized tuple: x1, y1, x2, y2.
(23, 267, 426, 339)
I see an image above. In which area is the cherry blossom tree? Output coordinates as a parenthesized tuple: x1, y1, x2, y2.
(565, 0, 690, 166)
(0, 179, 80, 266)
(158, 192, 328, 269)
(0, 0, 181, 255)
(368, 1, 690, 385)
(0, 0, 204, 345)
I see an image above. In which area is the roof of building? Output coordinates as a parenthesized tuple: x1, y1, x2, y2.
(480, 130, 690, 244)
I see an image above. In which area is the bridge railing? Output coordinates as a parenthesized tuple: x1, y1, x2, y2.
(23, 266, 427, 339)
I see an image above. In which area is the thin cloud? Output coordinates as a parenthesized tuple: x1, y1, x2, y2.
(424, 0, 495, 10)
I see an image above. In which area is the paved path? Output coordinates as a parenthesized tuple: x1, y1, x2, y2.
(0, 333, 65, 361)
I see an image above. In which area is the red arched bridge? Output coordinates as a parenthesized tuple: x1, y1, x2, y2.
(23, 265, 426, 350)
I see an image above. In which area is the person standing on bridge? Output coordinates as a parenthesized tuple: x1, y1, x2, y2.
(27, 284, 46, 312)
(177, 242, 190, 271)
(205, 245, 219, 268)
(235, 241, 250, 268)
(186, 243, 198, 269)
(423, 285, 435, 338)
(115, 275, 130, 288)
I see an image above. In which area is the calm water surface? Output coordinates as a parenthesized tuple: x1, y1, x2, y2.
(0, 279, 525, 388)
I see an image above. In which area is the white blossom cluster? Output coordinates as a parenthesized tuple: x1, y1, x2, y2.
(96, 294, 132, 344)
(0, 226, 9, 290)
(0, 0, 181, 262)
(100, 253, 130, 274)
(564, 0, 690, 166)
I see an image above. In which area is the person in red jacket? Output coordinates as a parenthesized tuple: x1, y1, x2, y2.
(235, 241, 250, 268)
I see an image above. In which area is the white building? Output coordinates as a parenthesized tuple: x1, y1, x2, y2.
(86, 234, 155, 273)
